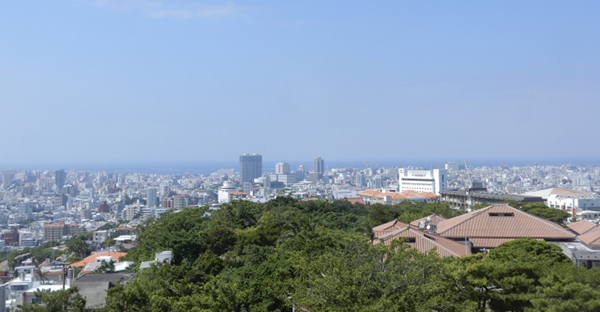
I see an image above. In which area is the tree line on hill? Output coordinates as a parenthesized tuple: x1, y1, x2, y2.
(19, 198, 599, 311)
(94, 198, 600, 311)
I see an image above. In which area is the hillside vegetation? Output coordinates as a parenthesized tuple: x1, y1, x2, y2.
(102, 198, 600, 312)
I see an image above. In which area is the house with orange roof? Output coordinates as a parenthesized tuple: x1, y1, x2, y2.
(70, 251, 127, 268)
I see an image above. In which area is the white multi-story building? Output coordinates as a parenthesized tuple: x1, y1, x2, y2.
(218, 181, 237, 204)
(269, 174, 296, 185)
(398, 168, 447, 195)
(547, 194, 600, 220)
(93, 230, 109, 244)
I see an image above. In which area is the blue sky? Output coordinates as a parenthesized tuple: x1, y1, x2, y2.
(0, 1, 599, 167)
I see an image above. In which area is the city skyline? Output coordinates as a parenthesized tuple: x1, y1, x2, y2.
(1, 1, 599, 165)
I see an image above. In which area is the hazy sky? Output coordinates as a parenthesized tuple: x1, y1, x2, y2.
(1, 1, 599, 167)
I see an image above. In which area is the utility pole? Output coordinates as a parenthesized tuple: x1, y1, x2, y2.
(53, 261, 69, 290)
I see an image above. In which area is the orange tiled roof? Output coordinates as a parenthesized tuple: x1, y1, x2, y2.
(399, 190, 419, 196)
(382, 192, 409, 200)
(372, 219, 408, 238)
(578, 231, 600, 247)
(412, 191, 438, 199)
(359, 189, 438, 200)
(374, 226, 470, 257)
(358, 190, 383, 197)
(568, 220, 600, 235)
(409, 214, 447, 228)
(436, 204, 575, 239)
(70, 251, 127, 267)
(469, 237, 542, 249)
(344, 197, 364, 204)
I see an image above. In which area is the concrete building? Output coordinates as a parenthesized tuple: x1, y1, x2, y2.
(523, 188, 600, 220)
(355, 173, 366, 187)
(93, 231, 109, 244)
(122, 206, 140, 221)
(55, 169, 66, 193)
(440, 189, 543, 211)
(307, 172, 321, 184)
(43, 223, 82, 241)
(313, 157, 325, 179)
(547, 194, 600, 220)
(295, 165, 306, 181)
(275, 162, 291, 175)
(398, 168, 447, 195)
(54, 194, 67, 208)
(147, 187, 157, 208)
(269, 173, 296, 186)
(240, 153, 262, 183)
(218, 181, 237, 204)
(172, 194, 189, 209)
(3, 227, 20, 247)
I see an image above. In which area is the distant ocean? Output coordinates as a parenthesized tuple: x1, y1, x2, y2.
(4, 158, 599, 175)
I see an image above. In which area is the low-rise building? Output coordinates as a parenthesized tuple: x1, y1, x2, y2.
(372, 204, 577, 257)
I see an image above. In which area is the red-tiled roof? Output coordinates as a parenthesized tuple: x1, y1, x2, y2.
(344, 197, 364, 204)
(358, 190, 383, 197)
(372, 219, 408, 238)
(70, 252, 127, 268)
(435, 204, 575, 239)
(568, 220, 600, 235)
(374, 226, 470, 257)
(469, 237, 543, 248)
(409, 214, 447, 228)
(578, 231, 600, 247)
(358, 189, 438, 200)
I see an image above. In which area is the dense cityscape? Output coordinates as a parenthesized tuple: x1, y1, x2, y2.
(3, 1, 600, 310)
(0, 155, 599, 310)
(1, 155, 599, 246)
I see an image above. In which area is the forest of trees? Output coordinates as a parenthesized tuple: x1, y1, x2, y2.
(20, 198, 600, 311)
(79, 198, 600, 312)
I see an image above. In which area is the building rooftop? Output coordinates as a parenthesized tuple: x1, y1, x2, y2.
(578, 231, 600, 248)
(435, 204, 575, 239)
(70, 252, 127, 268)
(568, 220, 600, 235)
(524, 188, 593, 200)
(374, 226, 470, 257)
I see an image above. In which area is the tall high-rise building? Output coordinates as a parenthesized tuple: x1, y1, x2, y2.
(3, 172, 14, 189)
(355, 172, 366, 187)
(240, 153, 262, 183)
(147, 187, 157, 208)
(55, 169, 66, 193)
(275, 162, 291, 175)
(295, 165, 306, 181)
(313, 157, 325, 178)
